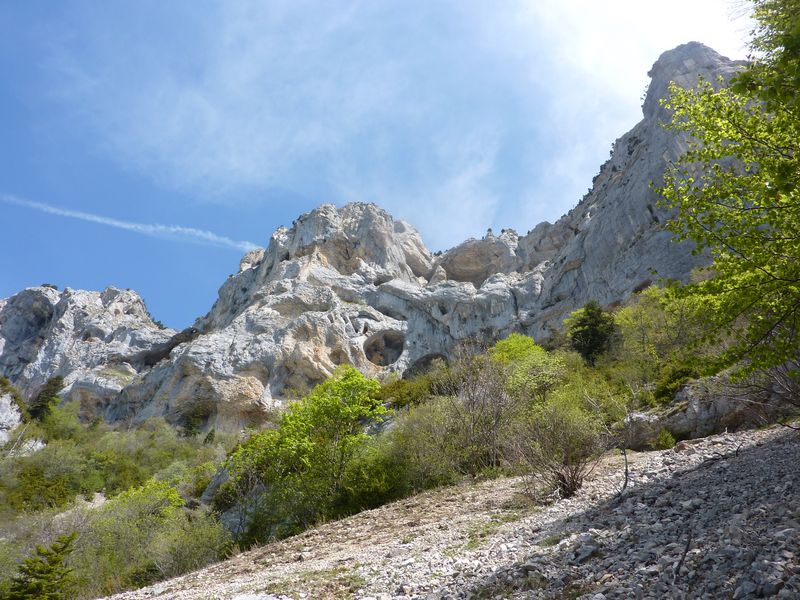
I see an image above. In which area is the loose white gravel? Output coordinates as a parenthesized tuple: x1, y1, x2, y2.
(108, 425, 799, 600)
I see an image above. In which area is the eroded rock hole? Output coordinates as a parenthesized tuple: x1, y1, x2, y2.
(364, 331, 405, 366)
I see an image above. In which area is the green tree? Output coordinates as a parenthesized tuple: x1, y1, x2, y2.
(489, 334, 566, 402)
(7, 533, 77, 600)
(225, 365, 386, 542)
(283, 365, 385, 501)
(657, 0, 800, 373)
(27, 377, 64, 422)
(565, 301, 616, 366)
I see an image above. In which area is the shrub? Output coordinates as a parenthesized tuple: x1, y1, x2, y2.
(378, 376, 431, 408)
(2, 441, 90, 512)
(40, 401, 84, 442)
(340, 436, 407, 513)
(654, 365, 698, 404)
(446, 352, 516, 473)
(514, 393, 609, 499)
(70, 479, 230, 596)
(655, 429, 677, 450)
(6, 532, 77, 600)
(381, 397, 461, 491)
(425, 358, 461, 397)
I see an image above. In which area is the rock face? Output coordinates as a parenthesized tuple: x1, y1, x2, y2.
(0, 286, 174, 420)
(0, 43, 747, 432)
(0, 392, 22, 445)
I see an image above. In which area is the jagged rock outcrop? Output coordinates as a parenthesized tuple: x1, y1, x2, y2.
(0, 43, 747, 432)
(512, 42, 746, 333)
(0, 286, 175, 420)
(435, 230, 519, 288)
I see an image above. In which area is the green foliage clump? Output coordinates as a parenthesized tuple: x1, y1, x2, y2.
(0, 404, 228, 515)
(655, 429, 677, 450)
(656, 0, 800, 374)
(488, 333, 541, 364)
(378, 376, 431, 409)
(181, 403, 213, 437)
(513, 391, 608, 499)
(27, 377, 64, 422)
(613, 286, 706, 375)
(490, 334, 566, 402)
(370, 397, 462, 492)
(69, 479, 230, 596)
(0, 398, 234, 598)
(565, 301, 616, 366)
(224, 365, 386, 544)
(654, 364, 698, 405)
(6, 532, 77, 600)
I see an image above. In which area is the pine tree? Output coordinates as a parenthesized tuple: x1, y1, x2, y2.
(566, 300, 616, 366)
(27, 376, 64, 422)
(7, 533, 77, 600)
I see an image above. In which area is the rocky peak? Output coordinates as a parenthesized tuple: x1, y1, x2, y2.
(266, 202, 432, 281)
(0, 43, 747, 432)
(199, 202, 434, 334)
(0, 285, 174, 415)
(643, 41, 747, 120)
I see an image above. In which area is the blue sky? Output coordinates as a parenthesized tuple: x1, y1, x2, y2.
(0, 1, 751, 328)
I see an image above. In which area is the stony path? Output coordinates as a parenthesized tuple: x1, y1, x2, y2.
(108, 426, 799, 600)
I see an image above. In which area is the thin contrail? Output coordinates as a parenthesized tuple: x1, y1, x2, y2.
(0, 194, 259, 252)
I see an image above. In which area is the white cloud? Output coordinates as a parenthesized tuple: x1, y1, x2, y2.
(48, 0, 410, 195)
(0, 194, 258, 252)
(41, 0, 755, 248)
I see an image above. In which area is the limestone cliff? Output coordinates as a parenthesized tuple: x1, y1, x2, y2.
(0, 286, 175, 419)
(0, 43, 745, 431)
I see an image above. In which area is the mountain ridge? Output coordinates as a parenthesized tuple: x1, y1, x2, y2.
(0, 42, 744, 431)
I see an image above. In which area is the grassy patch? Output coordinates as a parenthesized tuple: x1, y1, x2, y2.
(538, 532, 566, 547)
(464, 511, 523, 550)
(98, 365, 136, 384)
(266, 565, 365, 598)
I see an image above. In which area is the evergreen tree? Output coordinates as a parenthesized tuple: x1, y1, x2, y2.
(7, 533, 77, 600)
(27, 376, 64, 422)
(566, 301, 616, 366)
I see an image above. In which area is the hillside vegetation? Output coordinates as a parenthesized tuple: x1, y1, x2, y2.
(2, 0, 800, 597)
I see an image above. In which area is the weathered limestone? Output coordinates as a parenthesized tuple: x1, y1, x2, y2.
(0, 392, 22, 445)
(0, 285, 174, 421)
(0, 43, 746, 432)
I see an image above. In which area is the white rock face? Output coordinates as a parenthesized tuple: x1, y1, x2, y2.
(0, 43, 745, 431)
(0, 286, 175, 418)
(0, 392, 22, 445)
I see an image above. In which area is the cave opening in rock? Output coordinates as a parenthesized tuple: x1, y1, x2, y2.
(364, 330, 405, 366)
